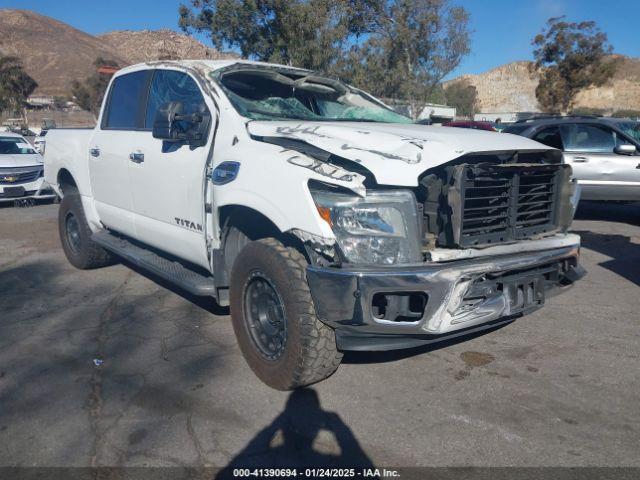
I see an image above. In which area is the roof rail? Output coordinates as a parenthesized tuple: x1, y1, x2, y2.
(514, 114, 603, 123)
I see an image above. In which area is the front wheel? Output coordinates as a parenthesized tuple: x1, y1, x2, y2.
(230, 238, 342, 390)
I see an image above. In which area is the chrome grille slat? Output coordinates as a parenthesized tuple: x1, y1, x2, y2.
(0, 165, 43, 185)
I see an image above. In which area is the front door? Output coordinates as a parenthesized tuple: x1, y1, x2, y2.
(89, 70, 151, 238)
(559, 123, 640, 201)
(127, 69, 214, 269)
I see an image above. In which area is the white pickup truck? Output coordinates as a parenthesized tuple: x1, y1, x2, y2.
(45, 60, 585, 390)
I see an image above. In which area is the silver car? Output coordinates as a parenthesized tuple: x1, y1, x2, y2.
(0, 131, 57, 204)
(504, 116, 640, 201)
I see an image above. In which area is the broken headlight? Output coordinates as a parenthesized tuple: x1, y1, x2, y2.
(311, 189, 421, 265)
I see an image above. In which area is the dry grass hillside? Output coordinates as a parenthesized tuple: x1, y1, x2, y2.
(447, 56, 640, 114)
(98, 29, 236, 65)
(0, 9, 126, 96)
(0, 9, 234, 96)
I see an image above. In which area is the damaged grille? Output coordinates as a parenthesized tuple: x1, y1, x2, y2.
(422, 162, 570, 249)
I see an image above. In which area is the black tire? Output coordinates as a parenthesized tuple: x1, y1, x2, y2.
(230, 238, 342, 390)
(58, 193, 114, 269)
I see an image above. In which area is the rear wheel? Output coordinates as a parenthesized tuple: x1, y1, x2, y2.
(230, 238, 342, 390)
(58, 193, 114, 269)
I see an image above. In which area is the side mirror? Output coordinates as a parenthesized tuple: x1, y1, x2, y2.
(152, 101, 184, 142)
(614, 144, 637, 155)
(152, 101, 211, 148)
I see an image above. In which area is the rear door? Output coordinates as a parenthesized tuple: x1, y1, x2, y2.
(127, 69, 214, 269)
(531, 126, 564, 150)
(559, 123, 640, 201)
(89, 69, 151, 238)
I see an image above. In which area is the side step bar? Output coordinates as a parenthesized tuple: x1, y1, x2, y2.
(92, 230, 216, 297)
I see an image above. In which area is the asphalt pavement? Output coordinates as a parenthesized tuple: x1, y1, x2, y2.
(0, 201, 639, 469)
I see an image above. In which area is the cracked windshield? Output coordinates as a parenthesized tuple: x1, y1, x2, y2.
(217, 68, 413, 123)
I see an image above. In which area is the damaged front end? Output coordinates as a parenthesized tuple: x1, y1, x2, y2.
(203, 61, 585, 350)
(283, 148, 584, 350)
(418, 150, 578, 253)
(306, 241, 585, 351)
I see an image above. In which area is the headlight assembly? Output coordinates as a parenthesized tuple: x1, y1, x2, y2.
(311, 189, 421, 265)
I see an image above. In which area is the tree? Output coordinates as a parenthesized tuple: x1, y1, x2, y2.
(179, 0, 374, 72)
(53, 96, 67, 110)
(533, 17, 617, 113)
(444, 78, 477, 117)
(342, 0, 471, 117)
(71, 57, 119, 117)
(0, 55, 38, 118)
(179, 0, 471, 117)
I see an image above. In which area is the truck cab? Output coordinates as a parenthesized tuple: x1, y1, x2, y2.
(45, 60, 584, 390)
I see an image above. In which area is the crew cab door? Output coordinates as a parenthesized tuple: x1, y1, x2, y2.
(89, 70, 152, 238)
(559, 123, 640, 201)
(127, 69, 214, 269)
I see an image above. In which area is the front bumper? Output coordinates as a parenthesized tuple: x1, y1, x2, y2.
(0, 178, 57, 204)
(307, 237, 585, 351)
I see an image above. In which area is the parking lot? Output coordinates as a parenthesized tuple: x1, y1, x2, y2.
(0, 201, 639, 469)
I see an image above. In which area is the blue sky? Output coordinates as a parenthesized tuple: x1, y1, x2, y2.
(2, 0, 639, 78)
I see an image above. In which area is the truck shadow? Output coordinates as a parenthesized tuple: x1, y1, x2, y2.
(119, 259, 230, 316)
(216, 388, 376, 478)
(574, 201, 640, 227)
(573, 229, 640, 287)
(342, 322, 511, 364)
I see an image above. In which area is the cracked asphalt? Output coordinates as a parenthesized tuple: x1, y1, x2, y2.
(0, 201, 639, 469)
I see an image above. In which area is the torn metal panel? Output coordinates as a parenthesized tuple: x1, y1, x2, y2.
(426, 233, 581, 262)
(287, 155, 362, 183)
(289, 228, 337, 263)
(248, 120, 557, 186)
(289, 228, 335, 248)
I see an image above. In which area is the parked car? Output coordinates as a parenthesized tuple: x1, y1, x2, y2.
(34, 129, 48, 155)
(44, 60, 584, 390)
(0, 131, 57, 204)
(503, 116, 640, 201)
(443, 120, 499, 131)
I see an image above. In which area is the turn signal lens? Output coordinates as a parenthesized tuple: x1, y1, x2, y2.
(316, 206, 333, 226)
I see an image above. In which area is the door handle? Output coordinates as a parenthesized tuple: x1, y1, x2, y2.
(636, 163, 640, 169)
(129, 152, 145, 163)
(89, 147, 100, 157)
(572, 156, 588, 163)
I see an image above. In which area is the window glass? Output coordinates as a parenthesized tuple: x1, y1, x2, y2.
(617, 122, 640, 143)
(0, 137, 36, 154)
(502, 124, 529, 135)
(104, 71, 149, 129)
(560, 124, 616, 152)
(145, 70, 207, 129)
(217, 69, 412, 123)
(533, 127, 564, 150)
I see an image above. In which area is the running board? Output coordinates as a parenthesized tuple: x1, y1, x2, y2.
(92, 230, 216, 297)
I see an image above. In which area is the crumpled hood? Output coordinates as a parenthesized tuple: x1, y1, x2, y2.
(248, 121, 552, 186)
(0, 153, 43, 169)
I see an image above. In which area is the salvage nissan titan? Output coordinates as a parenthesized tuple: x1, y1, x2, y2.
(44, 60, 585, 389)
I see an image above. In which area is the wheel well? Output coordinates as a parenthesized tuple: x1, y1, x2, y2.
(216, 205, 309, 287)
(219, 205, 281, 243)
(57, 169, 78, 194)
